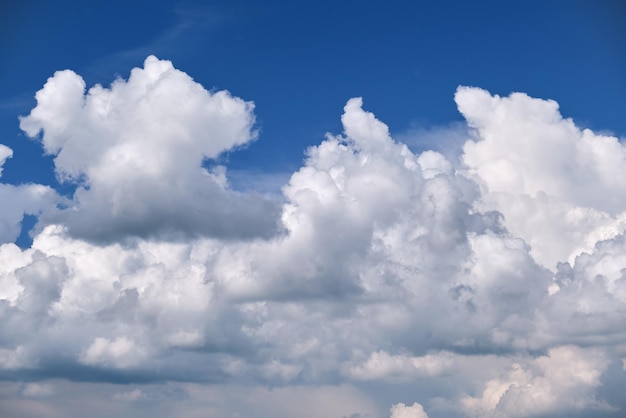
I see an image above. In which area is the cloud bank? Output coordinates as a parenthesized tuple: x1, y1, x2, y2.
(1, 57, 625, 417)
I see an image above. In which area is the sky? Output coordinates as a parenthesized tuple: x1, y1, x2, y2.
(0, 0, 626, 417)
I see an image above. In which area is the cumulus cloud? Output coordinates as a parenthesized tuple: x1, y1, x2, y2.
(3, 59, 626, 418)
(518, 232, 626, 351)
(390, 402, 429, 418)
(2, 93, 535, 386)
(80, 336, 147, 369)
(460, 346, 611, 417)
(457, 86, 626, 268)
(19, 56, 280, 242)
(0, 182, 57, 245)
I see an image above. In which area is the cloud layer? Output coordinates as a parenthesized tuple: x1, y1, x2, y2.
(1, 57, 626, 417)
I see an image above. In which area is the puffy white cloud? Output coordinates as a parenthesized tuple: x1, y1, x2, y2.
(80, 336, 146, 369)
(0, 182, 57, 244)
(519, 232, 626, 351)
(457, 86, 626, 268)
(2, 93, 535, 387)
(390, 402, 429, 418)
(460, 346, 611, 418)
(19, 56, 280, 242)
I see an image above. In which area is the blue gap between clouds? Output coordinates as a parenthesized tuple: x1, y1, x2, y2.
(16, 214, 37, 249)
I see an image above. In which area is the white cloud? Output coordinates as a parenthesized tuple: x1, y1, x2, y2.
(460, 346, 611, 418)
(519, 232, 626, 350)
(0, 242, 33, 304)
(4, 60, 626, 418)
(457, 86, 626, 268)
(2, 92, 537, 388)
(343, 350, 455, 382)
(19, 56, 280, 242)
(390, 402, 429, 418)
(80, 336, 146, 369)
(0, 182, 57, 244)
(0, 144, 13, 177)
(0, 144, 58, 245)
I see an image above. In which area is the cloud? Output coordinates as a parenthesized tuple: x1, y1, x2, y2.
(0, 144, 12, 177)
(2, 93, 536, 388)
(460, 346, 611, 417)
(0, 145, 58, 245)
(457, 86, 626, 268)
(390, 402, 429, 418)
(0, 182, 57, 245)
(4, 60, 626, 417)
(343, 350, 455, 382)
(80, 337, 147, 369)
(19, 56, 280, 242)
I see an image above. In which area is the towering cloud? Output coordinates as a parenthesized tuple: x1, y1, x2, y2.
(1, 58, 625, 417)
(457, 87, 626, 268)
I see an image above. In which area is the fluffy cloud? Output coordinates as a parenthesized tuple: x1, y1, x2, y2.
(520, 232, 626, 351)
(19, 56, 280, 242)
(0, 144, 12, 177)
(0, 145, 57, 244)
(390, 402, 429, 418)
(460, 346, 611, 417)
(2, 59, 626, 417)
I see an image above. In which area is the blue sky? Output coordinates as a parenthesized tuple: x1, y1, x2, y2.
(1, 1, 626, 418)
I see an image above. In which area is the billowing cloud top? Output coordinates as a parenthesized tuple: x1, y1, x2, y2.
(457, 86, 626, 267)
(1, 58, 626, 418)
(19, 56, 280, 242)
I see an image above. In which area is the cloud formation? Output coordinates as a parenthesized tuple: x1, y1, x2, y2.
(19, 56, 280, 242)
(390, 402, 429, 418)
(1, 58, 626, 417)
(457, 87, 626, 268)
(460, 346, 610, 417)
